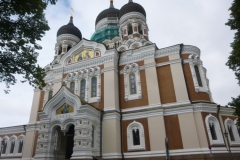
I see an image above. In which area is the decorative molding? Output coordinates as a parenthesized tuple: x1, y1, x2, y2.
(57, 34, 80, 43)
(182, 45, 201, 57)
(120, 12, 146, 24)
(155, 45, 180, 58)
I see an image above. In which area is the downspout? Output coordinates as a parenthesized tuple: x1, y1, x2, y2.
(179, 43, 191, 101)
(217, 105, 228, 150)
(117, 51, 124, 160)
(100, 111, 103, 158)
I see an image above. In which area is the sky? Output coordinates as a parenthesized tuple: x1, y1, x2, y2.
(0, 0, 239, 127)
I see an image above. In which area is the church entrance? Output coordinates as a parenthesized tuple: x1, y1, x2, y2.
(53, 125, 75, 160)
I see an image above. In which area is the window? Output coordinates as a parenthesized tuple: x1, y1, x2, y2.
(48, 90, 53, 100)
(128, 24, 133, 35)
(194, 65, 203, 87)
(132, 129, 140, 145)
(138, 24, 142, 34)
(58, 46, 62, 55)
(2, 138, 7, 154)
(124, 63, 142, 101)
(127, 121, 145, 151)
(18, 140, 23, 153)
(67, 45, 72, 52)
(205, 114, 224, 146)
(209, 122, 217, 140)
(129, 73, 137, 95)
(10, 141, 15, 153)
(224, 118, 240, 146)
(91, 77, 97, 98)
(92, 126, 94, 148)
(80, 79, 86, 99)
(70, 82, 75, 93)
(228, 125, 235, 141)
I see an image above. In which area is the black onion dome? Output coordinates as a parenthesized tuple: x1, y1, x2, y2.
(57, 16, 82, 40)
(95, 1, 119, 25)
(119, 0, 146, 18)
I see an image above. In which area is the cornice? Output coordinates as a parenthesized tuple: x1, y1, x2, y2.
(182, 45, 201, 57)
(0, 125, 26, 135)
(155, 45, 180, 58)
(120, 12, 146, 24)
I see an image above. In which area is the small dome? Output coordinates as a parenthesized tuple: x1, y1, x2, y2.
(57, 16, 82, 40)
(95, 1, 119, 25)
(119, 0, 146, 18)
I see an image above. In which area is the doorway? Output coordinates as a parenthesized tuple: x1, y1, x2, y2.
(53, 125, 75, 159)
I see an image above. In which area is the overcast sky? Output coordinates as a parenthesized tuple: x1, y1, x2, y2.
(0, 0, 239, 127)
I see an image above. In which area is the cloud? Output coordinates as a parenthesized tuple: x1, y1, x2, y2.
(0, 0, 238, 127)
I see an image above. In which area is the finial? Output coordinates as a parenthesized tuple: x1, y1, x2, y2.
(129, 0, 133, 3)
(110, 0, 114, 8)
(69, 16, 73, 24)
(70, 7, 74, 16)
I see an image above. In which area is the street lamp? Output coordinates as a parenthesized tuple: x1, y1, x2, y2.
(223, 129, 233, 160)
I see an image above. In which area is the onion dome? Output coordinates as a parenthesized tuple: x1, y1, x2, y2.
(119, 0, 146, 18)
(57, 16, 82, 40)
(95, 0, 119, 25)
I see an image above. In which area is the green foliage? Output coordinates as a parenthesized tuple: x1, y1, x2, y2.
(0, 0, 57, 93)
(226, 0, 240, 85)
(228, 95, 240, 126)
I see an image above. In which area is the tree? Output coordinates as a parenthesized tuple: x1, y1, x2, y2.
(226, 0, 240, 85)
(0, 0, 57, 93)
(229, 95, 240, 126)
(226, 0, 240, 125)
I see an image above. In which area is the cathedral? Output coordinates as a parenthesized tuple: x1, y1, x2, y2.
(1, 0, 240, 159)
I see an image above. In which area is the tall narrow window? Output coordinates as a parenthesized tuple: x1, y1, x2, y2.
(80, 79, 86, 99)
(209, 122, 217, 140)
(67, 45, 72, 52)
(18, 140, 23, 153)
(70, 82, 75, 93)
(228, 125, 235, 141)
(132, 129, 140, 145)
(10, 141, 15, 153)
(128, 24, 133, 35)
(91, 126, 94, 148)
(138, 24, 142, 34)
(194, 65, 203, 87)
(91, 77, 97, 97)
(48, 90, 53, 100)
(129, 73, 136, 95)
(2, 140, 7, 154)
(237, 126, 240, 137)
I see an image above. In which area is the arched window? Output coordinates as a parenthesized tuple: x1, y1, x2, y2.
(58, 46, 62, 55)
(128, 24, 133, 35)
(127, 121, 145, 151)
(2, 138, 7, 154)
(228, 125, 235, 141)
(209, 121, 217, 140)
(129, 73, 136, 95)
(91, 77, 97, 97)
(10, 141, 15, 154)
(70, 82, 75, 93)
(18, 140, 24, 153)
(132, 129, 140, 145)
(225, 118, 240, 145)
(80, 79, 86, 99)
(91, 126, 94, 148)
(138, 24, 142, 34)
(194, 65, 203, 87)
(205, 114, 224, 145)
(48, 90, 53, 100)
(67, 45, 72, 52)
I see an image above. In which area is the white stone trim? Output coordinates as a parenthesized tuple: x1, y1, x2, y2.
(224, 118, 240, 146)
(120, 12, 146, 25)
(123, 63, 142, 101)
(127, 121, 146, 151)
(205, 114, 224, 146)
(63, 67, 101, 103)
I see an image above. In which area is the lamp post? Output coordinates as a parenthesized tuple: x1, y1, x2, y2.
(223, 129, 233, 160)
